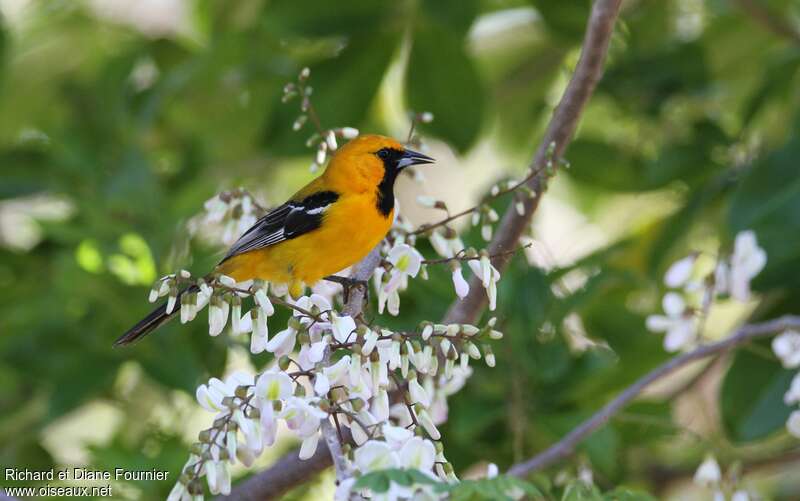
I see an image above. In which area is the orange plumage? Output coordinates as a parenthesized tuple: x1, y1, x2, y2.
(115, 134, 434, 345)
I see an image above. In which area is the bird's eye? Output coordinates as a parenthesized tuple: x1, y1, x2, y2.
(377, 149, 389, 160)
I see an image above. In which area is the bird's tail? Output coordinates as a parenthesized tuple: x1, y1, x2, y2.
(114, 285, 198, 347)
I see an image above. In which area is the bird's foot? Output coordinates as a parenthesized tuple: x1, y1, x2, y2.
(324, 275, 370, 305)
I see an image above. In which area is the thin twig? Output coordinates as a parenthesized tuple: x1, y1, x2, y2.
(507, 315, 800, 477)
(443, 0, 623, 325)
(420, 244, 531, 266)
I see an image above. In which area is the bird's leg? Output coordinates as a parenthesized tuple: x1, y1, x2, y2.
(324, 275, 370, 305)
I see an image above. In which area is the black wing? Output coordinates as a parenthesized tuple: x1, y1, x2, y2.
(220, 191, 339, 262)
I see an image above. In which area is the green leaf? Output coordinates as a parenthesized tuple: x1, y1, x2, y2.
(407, 24, 485, 151)
(720, 339, 795, 442)
(567, 119, 726, 193)
(418, 0, 479, 38)
(728, 127, 800, 291)
(263, 0, 392, 37)
(528, 0, 592, 43)
(600, 42, 709, 115)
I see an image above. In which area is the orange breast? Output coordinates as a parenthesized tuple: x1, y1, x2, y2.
(216, 193, 392, 288)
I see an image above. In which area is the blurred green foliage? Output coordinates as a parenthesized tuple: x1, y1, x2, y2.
(2, 0, 800, 499)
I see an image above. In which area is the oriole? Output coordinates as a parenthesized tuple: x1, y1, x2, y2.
(115, 134, 434, 346)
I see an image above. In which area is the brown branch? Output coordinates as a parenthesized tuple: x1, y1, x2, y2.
(507, 315, 800, 477)
(318, 248, 382, 485)
(220, 0, 623, 495)
(734, 0, 800, 45)
(442, 0, 623, 324)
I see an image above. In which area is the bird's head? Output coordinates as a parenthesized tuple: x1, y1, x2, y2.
(324, 134, 434, 195)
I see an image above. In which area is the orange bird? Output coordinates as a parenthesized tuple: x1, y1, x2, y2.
(115, 135, 434, 346)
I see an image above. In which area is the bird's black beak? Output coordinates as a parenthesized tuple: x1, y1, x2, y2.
(397, 148, 435, 169)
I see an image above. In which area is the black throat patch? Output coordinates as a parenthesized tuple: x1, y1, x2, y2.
(376, 148, 403, 217)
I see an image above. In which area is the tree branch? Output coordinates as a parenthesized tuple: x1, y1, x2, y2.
(443, 0, 623, 324)
(507, 315, 800, 477)
(319, 248, 382, 485)
(220, 0, 623, 494)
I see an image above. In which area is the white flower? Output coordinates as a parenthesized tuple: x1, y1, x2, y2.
(772, 330, 800, 368)
(266, 327, 297, 358)
(693, 455, 721, 487)
(299, 431, 321, 459)
(282, 397, 326, 438)
(398, 437, 436, 471)
(231, 306, 253, 334)
(361, 329, 380, 356)
(326, 130, 338, 151)
(409, 378, 431, 407)
(234, 408, 262, 453)
(314, 373, 330, 396)
(382, 424, 413, 450)
(714, 261, 730, 295)
(468, 255, 500, 311)
(730, 230, 767, 301)
(260, 403, 278, 447)
(208, 461, 231, 496)
(664, 254, 696, 288)
(787, 410, 800, 438)
(417, 408, 441, 440)
(354, 440, 398, 473)
(451, 264, 469, 298)
(331, 313, 357, 344)
(731, 490, 750, 501)
(324, 355, 351, 386)
(487, 463, 499, 478)
(785, 372, 800, 405)
(204, 195, 228, 223)
(340, 127, 359, 139)
(350, 410, 378, 446)
(299, 338, 328, 369)
(250, 308, 268, 354)
(254, 287, 275, 316)
(166, 481, 186, 501)
(256, 371, 294, 400)
(429, 230, 463, 259)
(646, 292, 696, 352)
(372, 388, 390, 421)
(385, 243, 423, 292)
(195, 372, 252, 413)
(481, 224, 492, 241)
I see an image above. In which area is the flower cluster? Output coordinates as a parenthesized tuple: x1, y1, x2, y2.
(646, 230, 767, 352)
(163, 287, 502, 499)
(188, 189, 265, 246)
(155, 254, 503, 499)
(161, 68, 513, 500)
(693, 455, 751, 501)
